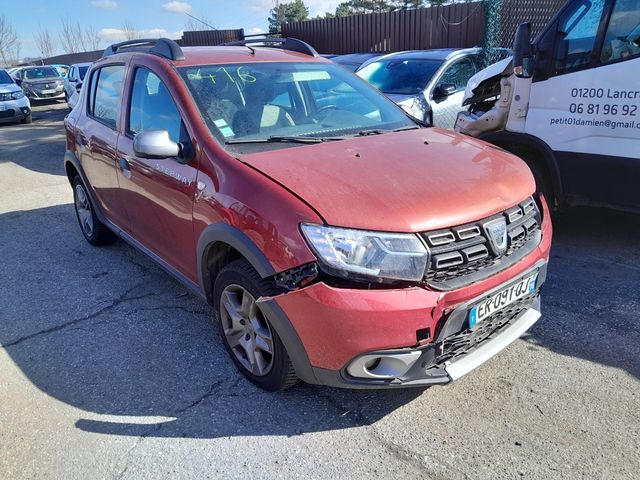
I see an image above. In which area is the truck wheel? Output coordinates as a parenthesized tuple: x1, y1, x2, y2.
(72, 176, 116, 246)
(214, 259, 298, 391)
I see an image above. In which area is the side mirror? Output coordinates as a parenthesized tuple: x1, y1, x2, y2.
(15, 78, 22, 86)
(133, 130, 180, 159)
(75, 82, 83, 93)
(513, 22, 534, 78)
(434, 83, 456, 98)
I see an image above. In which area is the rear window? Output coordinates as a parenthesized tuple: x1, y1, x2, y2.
(88, 65, 126, 129)
(24, 67, 59, 79)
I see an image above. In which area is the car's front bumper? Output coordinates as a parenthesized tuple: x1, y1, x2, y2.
(258, 198, 552, 389)
(24, 87, 65, 101)
(0, 98, 31, 123)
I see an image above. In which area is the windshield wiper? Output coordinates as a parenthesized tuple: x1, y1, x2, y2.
(226, 135, 344, 145)
(355, 125, 421, 136)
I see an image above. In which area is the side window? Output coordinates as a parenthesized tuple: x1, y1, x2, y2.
(128, 67, 182, 143)
(600, 0, 640, 62)
(88, 65, 125, 129)
(438, 57, 476, 92)
(554, 0, 607, 73)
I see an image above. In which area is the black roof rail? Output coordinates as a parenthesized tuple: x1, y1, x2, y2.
(102, 38, 185, 61)
(222, 37, 319, 57)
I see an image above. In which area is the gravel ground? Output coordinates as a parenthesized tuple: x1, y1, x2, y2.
(0, 102, 639, 480)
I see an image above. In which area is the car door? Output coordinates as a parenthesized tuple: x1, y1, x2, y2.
(524, 0, 640, 209)
(429, 56, 478, 129)
(66, 66, 77, 98)
(80, 64, 130, 231)
(116, 65, 199, 279)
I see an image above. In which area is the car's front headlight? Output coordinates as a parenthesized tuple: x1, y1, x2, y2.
(11, 90, 24, 100)
(301, 224, 429, 283)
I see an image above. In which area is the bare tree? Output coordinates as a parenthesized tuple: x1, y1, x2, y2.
(0, 15, 19, 66)
(12, 37, 21, 64)
(35, 28, 55, 58)
(84, 25, 102, 50)
(59, 18, 85, 53)
(185, 13, 215, 31)
(121, 21, 138, 40)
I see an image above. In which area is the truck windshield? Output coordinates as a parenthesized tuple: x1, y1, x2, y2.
(357, 59, 443, 95)
(179, 62, 415, 145)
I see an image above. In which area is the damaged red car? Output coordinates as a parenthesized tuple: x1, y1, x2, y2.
(64, 38, 552, 391)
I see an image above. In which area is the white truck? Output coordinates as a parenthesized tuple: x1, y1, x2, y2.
(455, 0, 639, 212)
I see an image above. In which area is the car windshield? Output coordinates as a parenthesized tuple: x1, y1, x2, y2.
(78, 66, 89, 80)
(357, 58, 443, 95)
(0, 70, 12, 84)
(24, 67, 59, 79)
(179, 61, 415, 147)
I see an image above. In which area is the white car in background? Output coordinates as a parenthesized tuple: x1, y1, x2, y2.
(64, 62, 92, 108)
(0, 68, 32, 124)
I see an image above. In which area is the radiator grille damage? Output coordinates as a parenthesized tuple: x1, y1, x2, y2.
(420, 197, 541, 289)
(433, 291, 538, 367)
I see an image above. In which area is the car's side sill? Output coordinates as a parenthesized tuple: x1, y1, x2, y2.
(107, 220, 207, 302)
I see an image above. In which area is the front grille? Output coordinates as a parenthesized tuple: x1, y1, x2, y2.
(0, 109, 15, 119)
(420, 197, 541, 290)
(433, 291, 537, 366)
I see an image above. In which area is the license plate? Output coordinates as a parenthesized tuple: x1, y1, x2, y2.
(42, 89, 56, 94)
(468, 272, 538, 328)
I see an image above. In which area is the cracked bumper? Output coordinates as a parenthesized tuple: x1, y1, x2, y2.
(259, 200, 552, 389)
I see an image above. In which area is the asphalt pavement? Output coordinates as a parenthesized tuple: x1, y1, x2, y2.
(0, 102, 638, 479)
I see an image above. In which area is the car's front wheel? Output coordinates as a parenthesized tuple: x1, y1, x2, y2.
(72, 176, 116, 246)
(214, 259, 298, 391)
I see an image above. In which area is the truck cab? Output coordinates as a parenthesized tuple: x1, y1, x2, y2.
(456, 0, 640, 212)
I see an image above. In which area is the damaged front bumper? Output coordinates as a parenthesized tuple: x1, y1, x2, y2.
(258, 257, 548, 389)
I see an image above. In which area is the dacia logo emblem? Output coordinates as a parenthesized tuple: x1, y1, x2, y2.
(484, 218, 508, 255)
(45, 84, 49, 88)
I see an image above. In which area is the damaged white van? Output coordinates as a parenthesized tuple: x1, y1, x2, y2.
(456, 0, 640, 212)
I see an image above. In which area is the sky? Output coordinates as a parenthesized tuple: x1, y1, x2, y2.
(3, 0, 344, 59)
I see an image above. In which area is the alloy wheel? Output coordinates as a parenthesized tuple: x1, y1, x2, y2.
(219, 284, 275, 377)
(74, 184, 94, 238)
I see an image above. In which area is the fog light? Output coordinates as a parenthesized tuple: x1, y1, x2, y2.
(347, 351, 421, 380)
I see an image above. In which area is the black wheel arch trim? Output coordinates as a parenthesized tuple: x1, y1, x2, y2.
(64, 149, 109, 225)
(255, 298, 318, 385)
(478, 131, 563, 204)
(197, 223, 277, 301)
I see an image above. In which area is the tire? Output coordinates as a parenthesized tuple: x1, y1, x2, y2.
(21, 113, 32, 124)
(213, 259, 298, 391)
(72, 176, 116, 246)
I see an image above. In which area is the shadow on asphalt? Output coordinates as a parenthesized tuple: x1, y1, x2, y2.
(0, 202, 638, 439)
(0, 104, 68, 177)
(523, 207, 640, 380)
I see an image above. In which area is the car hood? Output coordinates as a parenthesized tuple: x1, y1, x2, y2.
(462, 56, 513, 106)
(385, 93, 415, 104)
(237, 128, 535, 232)
(0, 83, 20, 94)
